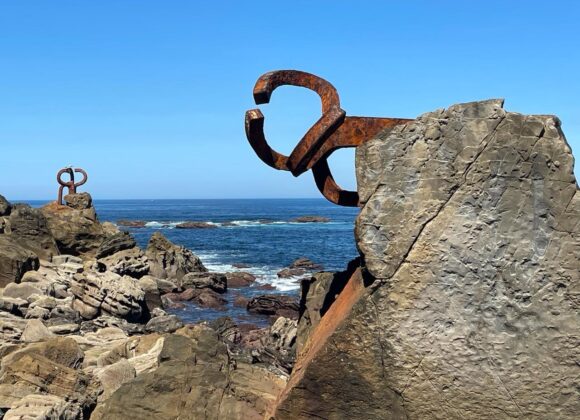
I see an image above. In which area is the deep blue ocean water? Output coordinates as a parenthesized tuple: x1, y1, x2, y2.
(30, 198, 359, 325)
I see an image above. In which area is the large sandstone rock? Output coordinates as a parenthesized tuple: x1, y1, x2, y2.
(96, 232, 137, 259)
(41, 196, 106, 256)
(4, 204, 59, 260)
(0, 236, 39, 287)
(272, 100, 580, 419)
(0, 194, 11, 216)
(71, 271, 146, 322)
(145, 232, 206, 280)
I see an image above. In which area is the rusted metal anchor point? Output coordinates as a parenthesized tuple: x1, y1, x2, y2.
(57, 167, 88, 205)
(245, 70, 412, 206)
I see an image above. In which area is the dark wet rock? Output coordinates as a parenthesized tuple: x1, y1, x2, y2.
(96, 232, 137, 259)
(162, 288, 227, 311)
(255, 283, 276, 291)
(145, 232, 206, 280)
(116, 220, 146, 228)
(289, 257, 323, 270)
(0, 236, 39, 287)
(289, 216, 330, 223)
(0, 194, 11, 216)
(179, 272, 226, 293)
(232, 263, 251, 269)
(175, 221, 218, 229)
(208, 316, 241, 344)
(226, 271, 256, 287)
(64, 192, 92, 210)
(5, 204, 59, 260)
(247, 295, 299, 319)
(41, 198, 105, 256)
(277, 267, 306, 278)
(145, 315, 183, 334)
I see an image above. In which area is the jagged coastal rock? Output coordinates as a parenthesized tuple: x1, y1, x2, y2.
(271, 100, 580, 419)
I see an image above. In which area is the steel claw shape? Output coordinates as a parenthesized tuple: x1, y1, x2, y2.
(57, 167, 88, 205)
(245, 70, 412, 206)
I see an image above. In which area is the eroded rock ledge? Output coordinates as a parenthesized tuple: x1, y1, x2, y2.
(272, 100, 580, 419)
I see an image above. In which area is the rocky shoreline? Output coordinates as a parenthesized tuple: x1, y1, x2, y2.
(0, 192, 318, 418)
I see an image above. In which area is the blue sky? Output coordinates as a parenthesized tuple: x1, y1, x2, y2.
(0, 1, 578, 200)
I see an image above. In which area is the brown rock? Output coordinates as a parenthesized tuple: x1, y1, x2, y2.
(64, 192, 92, 210)
(289, 216, 330, 223)
(5, 204, 59, 260)
(116, 220, 146, 228)
(226, 271, 256, 287)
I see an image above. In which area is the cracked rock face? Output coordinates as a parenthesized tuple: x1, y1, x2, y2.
(273, 100, 580, 419)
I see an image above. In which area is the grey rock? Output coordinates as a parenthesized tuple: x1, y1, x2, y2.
(99, 247, 149, 278)
(145, 232, 207, 280)
(20, 319, 54, 342)
(273, 100, 580, 419)
(145, 315, 183, 333)
(2, 283, 43, 300)
(0, 236, 39, 287)
(24, 306, 50, 320)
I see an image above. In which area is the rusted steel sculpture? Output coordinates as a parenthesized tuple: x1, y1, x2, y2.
(57, 167, 88, 205)
(245, 70, 412, 206)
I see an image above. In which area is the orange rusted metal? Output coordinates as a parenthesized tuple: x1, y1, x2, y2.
(245, 70, 412, 206)
(57, 167, 88, 205)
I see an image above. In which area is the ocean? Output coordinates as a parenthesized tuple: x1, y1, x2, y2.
(32, 199, 360, 326)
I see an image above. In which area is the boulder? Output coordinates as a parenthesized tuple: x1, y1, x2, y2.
(162, 288, 227, 310)
(64, 192, 92, 210)
(3, 394, 83, 420)
(3, 283, 43, 300)
(4, 204, 59, 260)
(272, 100, 580, 419)
(20, 319, 54, 343)
(145, 315, 183, 334)
(277, 267, 306, 278)
(71, 271, 146, 322)
(137, 275, 163, 312)
(95, 359, 136, 401)
(145, 232, 207, 280)
(99, 247, 149, 278)
(0, 194, 11, 216)
(247, 295, 299, 319)
(256, 317, 297, 373)
(41, 198, 106, 256)
(96, 232, 137, 259)
(179, 271, 226, 293)
(1, 336, 84, 370)
(0, 236, 39, 287)
(226, 271, 256, 287)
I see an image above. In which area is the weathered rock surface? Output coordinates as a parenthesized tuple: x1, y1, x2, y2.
(145, 232, 207, 280)
(179, 271, 227, 293)
(226, 271, 257, 287)
(92, 325, 287, 419)
(96, 232, 137, 259)
(272, 100, 580, 419)
(5, 205, 59, 260)
(0, 194, 11, 216)
(42, 198, 106, 256)
(64, 192, 93, 210)
(0, 236, 39, 287)
(71, 271, 146, 322)
(99, 247, 149, 278)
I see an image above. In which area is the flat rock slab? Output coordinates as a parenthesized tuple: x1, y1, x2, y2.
(273, 100, 580, 419)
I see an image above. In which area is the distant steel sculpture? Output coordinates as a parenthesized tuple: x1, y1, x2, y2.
(245, 70, 412, 206)
(57, 167, 88, 205)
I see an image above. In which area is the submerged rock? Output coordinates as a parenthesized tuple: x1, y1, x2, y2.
(289, 216, 330, 223)
(175, 221, 218, 229)
(272, 100, 580, 419)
